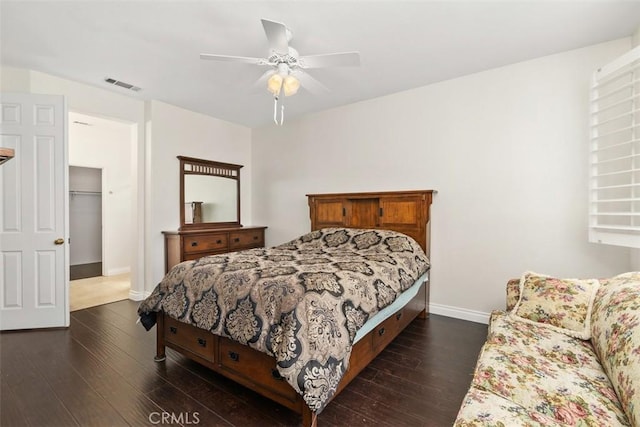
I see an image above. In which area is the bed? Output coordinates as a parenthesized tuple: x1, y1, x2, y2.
(138, 190, 434, 426)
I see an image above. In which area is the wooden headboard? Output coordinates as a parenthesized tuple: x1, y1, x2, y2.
(306, 190, 435, 257)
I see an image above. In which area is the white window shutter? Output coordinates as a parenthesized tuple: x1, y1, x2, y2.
(589, 46, 640, 248)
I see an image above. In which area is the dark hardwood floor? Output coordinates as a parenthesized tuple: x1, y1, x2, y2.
(0, 300, 487, 427)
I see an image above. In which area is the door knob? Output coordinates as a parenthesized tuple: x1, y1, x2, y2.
(54, 238, 64, 245)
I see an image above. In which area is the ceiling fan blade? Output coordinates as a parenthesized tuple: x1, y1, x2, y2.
(200, 53, 265, 65)
(295, 71, 329, 95)
(299, 52, 361, 69)
(261, 19, 289, 55)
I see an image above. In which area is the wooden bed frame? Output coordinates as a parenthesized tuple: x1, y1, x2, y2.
(154, 190, 435, 426)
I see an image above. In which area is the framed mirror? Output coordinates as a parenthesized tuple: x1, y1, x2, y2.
(178, 156, 242, 230)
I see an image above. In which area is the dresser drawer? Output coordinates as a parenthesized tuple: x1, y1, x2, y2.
(183, 233, 228, 254)
(229, 229, 264, 249)
(218, 338, 297, 401)
(164, 316, 215, 361)
(164, 227, 267, 273)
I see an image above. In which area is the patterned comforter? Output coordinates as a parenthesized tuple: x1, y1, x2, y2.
(138, 227, 430, 412)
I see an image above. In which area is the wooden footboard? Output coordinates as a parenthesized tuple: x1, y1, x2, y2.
(155, 280, 428, 426)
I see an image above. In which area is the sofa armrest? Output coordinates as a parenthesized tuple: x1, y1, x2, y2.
(506, 278, 520, 311)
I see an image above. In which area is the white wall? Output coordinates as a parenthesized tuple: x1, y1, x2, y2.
(1, 66, 146, 297)
(0, 67, 30, 91)
(147, 101, 252, 288)
(631, 26, 640, 271)
(631, 251, 640, 271)
(252, 38, 633, 322)
(69, 113, 133, 275)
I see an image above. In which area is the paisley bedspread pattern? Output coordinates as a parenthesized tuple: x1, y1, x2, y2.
(138, 228, 429, 412)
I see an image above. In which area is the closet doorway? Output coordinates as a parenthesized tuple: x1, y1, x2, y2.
(69, 112, 133, 311)
(69, 166, 103, 280)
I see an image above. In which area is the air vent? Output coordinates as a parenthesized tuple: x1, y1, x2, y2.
(104, 77, 141, 92)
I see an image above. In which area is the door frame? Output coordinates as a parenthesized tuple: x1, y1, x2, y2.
(68, 111, 138, 283)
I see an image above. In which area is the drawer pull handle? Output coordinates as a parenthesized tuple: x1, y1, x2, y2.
(396, 312, 403, 321)
(228, 351, 240, 362)
(378, 327, 385, 336)
(169, 326, 177, 334)
(191, 242, 198, 247)
(216, 240, 222, 244)
(234, 238, 240, 242)
(271, 369, 284, 381)
(253, 236, 258, 240)
(197, 338, 207, 347)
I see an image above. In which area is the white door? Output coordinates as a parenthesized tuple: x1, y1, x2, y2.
(0, 93, 68, 330)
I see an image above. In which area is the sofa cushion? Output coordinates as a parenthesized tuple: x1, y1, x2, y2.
(591, 272, 640, 427)
(456, 313, 629, 426)
(489, 311, 603, 372)
(511, 271, 600, 340)
(454, 386, 560, 427)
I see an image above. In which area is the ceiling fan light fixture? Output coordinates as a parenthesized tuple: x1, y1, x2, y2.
(267, 73, 283, 95)
(283, 75, 300, 96)
(200, 19, 360, 123)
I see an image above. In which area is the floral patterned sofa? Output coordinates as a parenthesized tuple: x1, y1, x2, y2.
(454, 271, 640, 426)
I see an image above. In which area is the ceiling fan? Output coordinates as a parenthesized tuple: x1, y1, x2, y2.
(200, 19, 360, 124)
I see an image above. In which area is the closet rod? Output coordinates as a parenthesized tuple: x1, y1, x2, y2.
(69, 190, 101, 196)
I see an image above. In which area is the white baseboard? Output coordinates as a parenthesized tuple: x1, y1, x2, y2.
(128, 289, 151, 301)
(106, 267, 131, 276)
(429, 303, 490, 324)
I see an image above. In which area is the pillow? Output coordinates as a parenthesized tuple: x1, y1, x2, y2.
(510, 271, 600, 340)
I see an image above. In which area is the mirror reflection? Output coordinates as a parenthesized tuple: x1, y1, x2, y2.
(184, 175, 238, 223)
(178, 156, 242, 230)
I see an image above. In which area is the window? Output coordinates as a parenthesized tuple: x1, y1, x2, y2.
(589, 46, 640, 248)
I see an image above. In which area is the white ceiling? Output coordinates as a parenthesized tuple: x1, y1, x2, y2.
(2, 1, 640, 128)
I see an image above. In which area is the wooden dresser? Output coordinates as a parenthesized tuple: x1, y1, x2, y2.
(307, 190, 434, 256)
(162, 226, 267, 273)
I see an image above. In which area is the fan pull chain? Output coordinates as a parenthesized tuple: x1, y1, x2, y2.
(273, 96, 278, 124)
(273, 96, 284, 126)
